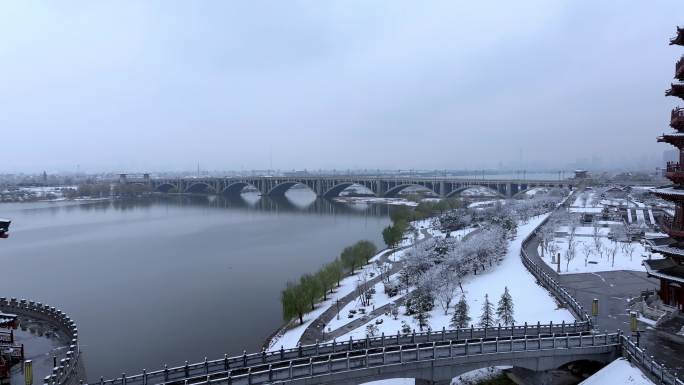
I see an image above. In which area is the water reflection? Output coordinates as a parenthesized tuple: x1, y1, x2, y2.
(42, 192, 393, 217)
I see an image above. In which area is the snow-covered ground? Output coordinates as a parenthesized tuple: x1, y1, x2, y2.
(336, 215, 574, 341)
(579, 358, 654, 385)
(540, 232, 657, 274)
(333, 196, 419, 207)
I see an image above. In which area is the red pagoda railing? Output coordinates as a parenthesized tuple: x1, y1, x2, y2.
(676, 55, 684, 79)
(666, 161, 682, 173)
(672, 107, 684, 128)
(660, 214, 684, 239)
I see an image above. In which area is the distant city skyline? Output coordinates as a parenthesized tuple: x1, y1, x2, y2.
(1, 1, 683, 173)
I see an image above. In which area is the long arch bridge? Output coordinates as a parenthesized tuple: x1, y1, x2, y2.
(119, 174, 575, 198)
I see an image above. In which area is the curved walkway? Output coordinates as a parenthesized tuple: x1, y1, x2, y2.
(0, 298, 84, 385)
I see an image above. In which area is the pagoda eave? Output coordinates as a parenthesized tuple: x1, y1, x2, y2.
(658, 134, 684, 148)
(652, 186, 684, 201)
(671, 27, 684, 46)
(666, 84, 684, 99)
(644, 259, 684, 284)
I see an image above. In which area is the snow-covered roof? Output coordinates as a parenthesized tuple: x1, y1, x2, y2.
(643, 258, 684, 283)
(651, 244, 684, 258)
(579, 358, 654, 385)
(652, 186, 684, 197)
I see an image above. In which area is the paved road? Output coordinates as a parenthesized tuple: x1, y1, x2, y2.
(525, 226, 684, 377)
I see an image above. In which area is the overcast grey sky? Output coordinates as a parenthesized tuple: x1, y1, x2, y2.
(1, 1, 683, 173)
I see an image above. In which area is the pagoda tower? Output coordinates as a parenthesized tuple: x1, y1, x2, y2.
(647, 26, 684, 311)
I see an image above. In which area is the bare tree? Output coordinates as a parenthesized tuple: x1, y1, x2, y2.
(609, 240, 620, 268)
(565, 237, 577, 272)
(581, 243, 593, 267)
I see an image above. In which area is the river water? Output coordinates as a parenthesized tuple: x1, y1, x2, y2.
(0, 191, 390, 380)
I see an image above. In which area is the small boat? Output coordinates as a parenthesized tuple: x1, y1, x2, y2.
(0, 218, 10, 239)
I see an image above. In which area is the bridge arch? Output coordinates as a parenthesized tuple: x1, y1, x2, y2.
(384, 183, 439, 198)
(321, 182, 378, 198)
(512, 186, 549, 199)
(446, 185, 505, 199)
(267, 182, 316, 196)
(185, 182, 217, 194)
(221, 182, 253, 196)
(155, 183, 179, 193)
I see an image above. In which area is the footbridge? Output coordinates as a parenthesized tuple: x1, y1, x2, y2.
(119, 174, 574, 198)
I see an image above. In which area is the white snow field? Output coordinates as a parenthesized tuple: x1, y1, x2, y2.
(579, 358, 654, 385)
(336, 215, 574, 341)
(540, 229, 661, 274)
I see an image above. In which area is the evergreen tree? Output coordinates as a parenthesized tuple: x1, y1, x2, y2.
(496, 287, 515, 326)
(479, 294, 495, 328)
(415, 308, 430, 331)
(450, 295, 471, 329)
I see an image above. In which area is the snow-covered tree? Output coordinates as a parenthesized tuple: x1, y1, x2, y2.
(479, 294, 495, 328)
(366, 324, 379, 337)
(496, 287, 515, 326)
(450, 295, 471, 328)
(434, 266, 458, 315)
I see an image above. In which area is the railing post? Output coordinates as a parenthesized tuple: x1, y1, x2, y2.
(315, 340, 319, 356)
(184, 361, 189, 378)
(449, 341, 453, 358)
(224, 354, 229, 370)
(204, 357, 209, 373)
(497, 324, 501, 338)
(524, 322, 527, 335)
(381, 332, 385, 347)
(552, 333, 556, 349)
(470, 325, 474, 339)
(561, 320, 565, 334)
(464, 339, 469, 355)
(310, 358, 314, 376)
(349, 336, 353, 350)
(412, 330, 416, 343)
(484, 326, 487, 339)
(164, 365, 168, 382)
(442, 326, 445, 341)
(142, 369, 147, 385)
(456, 328, 459, 341)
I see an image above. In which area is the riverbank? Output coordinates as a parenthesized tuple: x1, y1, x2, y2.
(266, 193, 574, 351)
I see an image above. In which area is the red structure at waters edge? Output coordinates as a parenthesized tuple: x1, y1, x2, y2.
(649, 26, 684, 312)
